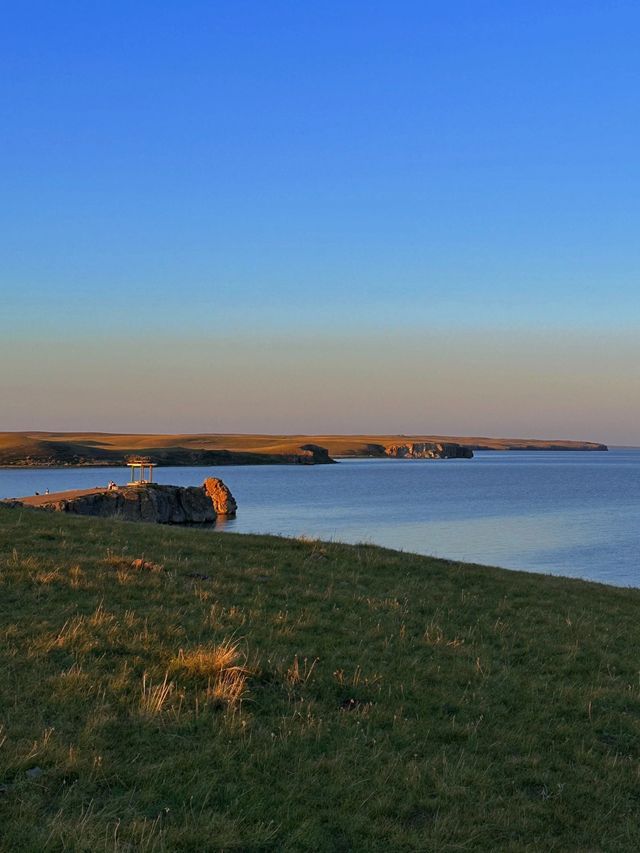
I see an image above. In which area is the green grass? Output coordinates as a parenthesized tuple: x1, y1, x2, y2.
(1, 505, 639, 851)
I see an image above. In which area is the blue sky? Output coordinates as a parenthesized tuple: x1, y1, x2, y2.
(2, 2, 639, 439)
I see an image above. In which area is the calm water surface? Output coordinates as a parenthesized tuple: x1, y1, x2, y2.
(2, 450, 639, 587)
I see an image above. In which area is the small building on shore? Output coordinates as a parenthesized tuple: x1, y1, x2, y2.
(126, 460, 156, 485)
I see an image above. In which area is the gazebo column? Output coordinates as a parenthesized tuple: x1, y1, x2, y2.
(126, 461, 155, 485)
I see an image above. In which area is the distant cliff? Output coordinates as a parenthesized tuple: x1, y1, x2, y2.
(384, 442, 474, 459)
(327, 437, 608, 456)
(3, 478, 237, 524)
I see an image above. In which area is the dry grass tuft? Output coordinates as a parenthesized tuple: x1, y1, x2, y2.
(131, 558, 164, 573)
(333, 666, 382, 689)
(103, 555, 164, 573)
(139, 672, 174, 717)
(32, 568, 62, 585)
(171, 639, 242, 680)
(45, 616, 86, 651)
(286, 655, 318, 686)
(89, 603, 115, 627)
(68, 565, 84, 588)
(207, 667, 248, 707)
(171, 640, 249, 707)
(60, 661, 84, 679)
(116, 568, 133, 585)
(424, 621, 465, 648)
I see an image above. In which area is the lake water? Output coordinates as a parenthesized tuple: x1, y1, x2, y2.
(1, 450, 639, 587)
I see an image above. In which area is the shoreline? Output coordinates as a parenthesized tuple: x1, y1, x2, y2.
(0, 443, 612, 469)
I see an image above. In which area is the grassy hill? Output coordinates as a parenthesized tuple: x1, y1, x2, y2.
(0, 431, 607, 467)
(0, 507, 636, 851)
(0, 433, 335, 467)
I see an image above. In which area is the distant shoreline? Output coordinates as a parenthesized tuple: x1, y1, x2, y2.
(0, 431, 608, 468)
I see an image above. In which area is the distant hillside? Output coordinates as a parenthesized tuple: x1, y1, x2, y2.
(0, 433, 334, 467)
(0, 432, 607, 467)
(307, 434, 608, 455)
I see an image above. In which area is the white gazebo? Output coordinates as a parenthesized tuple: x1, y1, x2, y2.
(126, 460, 156, 485)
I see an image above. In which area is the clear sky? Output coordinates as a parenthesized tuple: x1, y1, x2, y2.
(2, 1, 639, 442)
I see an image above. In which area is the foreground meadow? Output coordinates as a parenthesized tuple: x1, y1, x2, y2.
(1, 505, 639, 851)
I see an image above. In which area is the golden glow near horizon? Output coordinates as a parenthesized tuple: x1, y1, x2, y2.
(2, 328, 638, 444)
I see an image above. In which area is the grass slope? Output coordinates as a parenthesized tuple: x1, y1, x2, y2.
(0, 507, 637, 851)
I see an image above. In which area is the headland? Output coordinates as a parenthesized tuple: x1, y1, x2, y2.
(2, 477, 237, 523)
(0, 431, 608, 467)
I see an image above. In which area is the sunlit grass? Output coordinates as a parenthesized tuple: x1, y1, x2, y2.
(170, 639, 243, 680)
(139, 671, 174, 718)
(1, 504, 640, 850)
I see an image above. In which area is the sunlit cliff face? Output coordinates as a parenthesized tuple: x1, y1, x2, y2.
(1, 327, 637, 444)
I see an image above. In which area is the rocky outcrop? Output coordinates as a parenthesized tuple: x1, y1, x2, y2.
(283, 444, 334, 464)
(384, 442, 474, 459)
(3, 480, 237, 524)
(203, 477, 237, 516)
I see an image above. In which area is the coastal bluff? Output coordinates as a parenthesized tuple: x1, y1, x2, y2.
(0, 433, 607, 468)
(0, 434, 335, 467)
(384, 442, 474, 459)
(3, 477, 237, 524)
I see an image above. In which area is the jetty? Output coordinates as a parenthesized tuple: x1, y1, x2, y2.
(3, 465, 237, 524)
